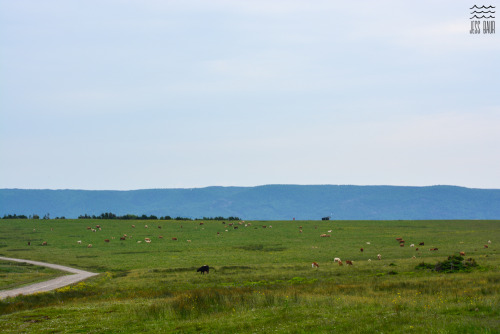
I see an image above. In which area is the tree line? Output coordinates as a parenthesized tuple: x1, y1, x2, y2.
(2, 213, 241, 221)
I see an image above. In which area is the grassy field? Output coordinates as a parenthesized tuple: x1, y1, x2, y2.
(0, 219, 498, 333)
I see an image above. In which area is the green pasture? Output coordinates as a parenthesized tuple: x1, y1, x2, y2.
(0, 219, 499, 333)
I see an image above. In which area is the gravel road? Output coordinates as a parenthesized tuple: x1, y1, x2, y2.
(0, 256, 99, 299)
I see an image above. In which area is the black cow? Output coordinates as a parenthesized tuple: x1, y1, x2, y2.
(322, 217, 330, 221)
(197, 265, 210, 274)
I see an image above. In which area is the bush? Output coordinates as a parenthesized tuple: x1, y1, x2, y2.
(434, 255, 478, 273)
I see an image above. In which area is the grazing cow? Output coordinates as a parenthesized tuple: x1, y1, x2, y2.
(104, 239, 110, 243)
(132, 225, 135, 228)
(299, 230, 303, 233)
(145, 225, 148, 228)
(87, 227, 91, 230)
(145, 239, 151, 243)
(320, 234, 331, 237)
(158, 235, 163, 239)
(322, 217, 330, 220)
(377, 254, 382, 260)
(95, 225, 100, 229)
(410, 244, 415, 247)
(419, 242, 424, 246)
(396, 238, 403, 241)
(87, 244, 92, 248)
(187, 240, 191, 243)
(360, 248, 364, 252)
(144, 238, 151, 242)
(399, 240, 405, 244)
(459, 252, 465, 256)
(334, 257, 341, 263)
(312, 262, 319, 268)
(199, 222, 204, 225)
(299, 226, 303, 229)
(77, 240, 82, 244)
(27, 241, 31, 246)
(484, 245, 489, 249)
(197, 265, 210, 274)
(416, 248, 419, 251)
(345, 260, 353, 265)
(262, 225, 267, 228)
(430, 248, 438, 251)
(234, 226, 238, 229)
(42, 241, 47, 246)
(158, 226, 162, 229)
(338, 260, 343, 266)
(366, 242, 371, 245)
(488, 240, 491, 244)
(120, 237, 126, 241)
(400, 244, 405, 247)
(172, 237, 178, 241)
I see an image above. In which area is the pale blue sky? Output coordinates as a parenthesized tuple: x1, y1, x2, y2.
(1, 0, 499, 190)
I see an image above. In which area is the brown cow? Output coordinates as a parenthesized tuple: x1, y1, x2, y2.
(42, 241, 47, 246)
(172, 237, 178, 241)
(346, 260, 353, 265)
(104, 239, 110, 243)
(360, 248, 364, 252)
(459, 251, 465, 256)
(484, 245, 489, 248)
(120, 237, 126, 241)
(338, 260, 343, 266)
(312, 262, 319, 268)
(400, 244, 405, 247)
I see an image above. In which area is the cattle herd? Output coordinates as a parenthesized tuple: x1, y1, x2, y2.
(28, 221, 493, 274)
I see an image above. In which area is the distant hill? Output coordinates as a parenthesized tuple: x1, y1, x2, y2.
(1, 185, 499, 220)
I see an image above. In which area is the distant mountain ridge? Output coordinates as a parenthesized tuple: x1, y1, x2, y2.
(1, 185, 499, 220)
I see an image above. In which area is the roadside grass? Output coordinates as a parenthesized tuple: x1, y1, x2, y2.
(0, 261, 67, 290)
(0, 219, 498, 332)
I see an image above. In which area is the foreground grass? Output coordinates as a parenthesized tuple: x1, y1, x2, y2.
(0, 219, 498, 333)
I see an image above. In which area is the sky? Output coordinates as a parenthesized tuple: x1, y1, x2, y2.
(0, 0, 499, 190)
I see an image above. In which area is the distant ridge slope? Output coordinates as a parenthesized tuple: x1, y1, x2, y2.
(1, 185, 499, 220)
